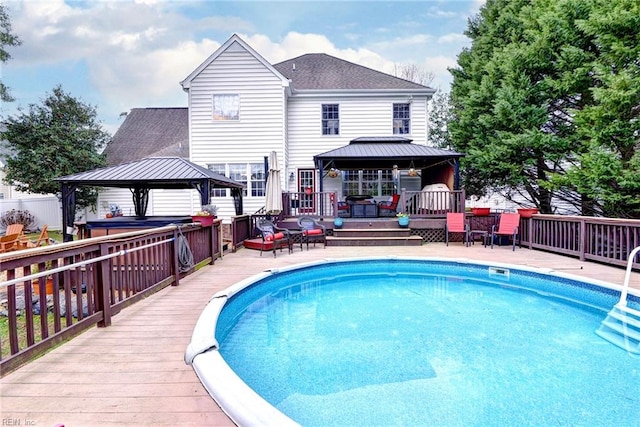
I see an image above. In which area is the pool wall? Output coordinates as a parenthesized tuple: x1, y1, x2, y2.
(184, 256, 639, 426)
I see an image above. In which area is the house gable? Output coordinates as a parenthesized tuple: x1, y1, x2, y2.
(181, 34, 290, 91)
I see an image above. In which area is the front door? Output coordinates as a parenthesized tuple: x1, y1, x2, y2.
(298, 169, 315, 213)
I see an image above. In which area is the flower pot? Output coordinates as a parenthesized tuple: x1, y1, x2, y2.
(33, 277, 55, 296)
(517, 208, 539, 218)
(192, 215, 214, 226)
(471, 207, 490, 216)
(397, 216, 410, 228)
(333, 217, 344, 229)
(304, 187, 313, 195)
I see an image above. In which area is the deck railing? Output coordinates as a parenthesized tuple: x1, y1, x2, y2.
(279, 189, 466, 219)
(0, 221, 222, 377)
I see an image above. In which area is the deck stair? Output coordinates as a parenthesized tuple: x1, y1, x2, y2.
(595, 245, 640, 355)
(328, 227, 423, 247)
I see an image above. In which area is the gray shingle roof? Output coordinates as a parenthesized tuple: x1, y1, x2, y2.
(103, 108, 188, 166)
(273, 54, 433, 91)
(56, 157, 244, 189)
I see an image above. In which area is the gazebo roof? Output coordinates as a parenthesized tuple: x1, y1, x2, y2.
(314, 137, 465, 170)
(56, 156, 244, 189)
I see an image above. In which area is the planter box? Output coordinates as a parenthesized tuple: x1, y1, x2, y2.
(517, 208, 539, 218)
(471, 208, 491, 216)
(192, 215, 214, 226)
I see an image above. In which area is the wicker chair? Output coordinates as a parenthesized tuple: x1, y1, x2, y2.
(256, 218, 291, 257)
(297, 216, 327, 250)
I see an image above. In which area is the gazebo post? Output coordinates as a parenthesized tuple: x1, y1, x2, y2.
(60, 183, 78, 242)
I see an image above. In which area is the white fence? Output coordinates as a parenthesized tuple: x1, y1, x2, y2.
(0, 197, 62, 232)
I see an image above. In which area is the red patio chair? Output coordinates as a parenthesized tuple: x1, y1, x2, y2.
(378, 194, 400, 217)
(445, 213, 469, 246)
(491, 213, 521, 251)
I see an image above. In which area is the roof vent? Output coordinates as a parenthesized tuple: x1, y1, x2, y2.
(292, 63, 296, 72)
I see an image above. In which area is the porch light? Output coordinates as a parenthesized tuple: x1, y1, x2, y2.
(289, 172, 295, 182)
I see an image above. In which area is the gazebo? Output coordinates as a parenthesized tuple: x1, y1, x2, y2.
(56, 157, 244, 242)
(314, 137, 465, 191)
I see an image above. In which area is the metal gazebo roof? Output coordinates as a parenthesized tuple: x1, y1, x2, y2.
(55, 157, 244, 241)
(56, 156, 244, 189)
(314, 137, 465, 170)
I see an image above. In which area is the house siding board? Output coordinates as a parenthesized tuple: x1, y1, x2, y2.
(188, 42, 285, 213)
(286, 96, 430, 172)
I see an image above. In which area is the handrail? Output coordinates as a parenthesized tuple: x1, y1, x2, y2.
(0, 237, 175, 289)
(617, 245, 640, 308)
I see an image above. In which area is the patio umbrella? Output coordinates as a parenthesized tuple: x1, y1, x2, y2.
(265, 151, 283, 214)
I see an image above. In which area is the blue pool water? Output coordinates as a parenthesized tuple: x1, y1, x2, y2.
(200, 259, 640, 426)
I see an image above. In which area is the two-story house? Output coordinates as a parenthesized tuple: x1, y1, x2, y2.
(98, 34, 462, 221)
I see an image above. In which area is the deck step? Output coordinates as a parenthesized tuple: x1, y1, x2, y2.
(326, 235, 423, 247)
(333, 228, 411, 238)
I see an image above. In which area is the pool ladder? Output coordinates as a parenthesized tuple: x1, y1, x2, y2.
(595, 245, 640, 355)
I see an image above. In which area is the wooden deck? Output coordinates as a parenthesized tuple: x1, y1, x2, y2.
(2, 243, 639, 426)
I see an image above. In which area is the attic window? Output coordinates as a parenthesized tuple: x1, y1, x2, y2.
(213, 94, 239, 121)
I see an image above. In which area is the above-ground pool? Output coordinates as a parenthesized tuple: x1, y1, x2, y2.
(185, 257, 640, 426)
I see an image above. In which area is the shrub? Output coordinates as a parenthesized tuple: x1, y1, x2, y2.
(1, 209, 35, 229)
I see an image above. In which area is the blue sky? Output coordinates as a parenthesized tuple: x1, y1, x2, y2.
(1, 0, 483, 134)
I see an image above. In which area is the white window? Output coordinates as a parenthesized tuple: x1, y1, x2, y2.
(213, 94, 239, 120)
(207, 163, 227, 197)
(393, 103, 410, 134)
(322, 104, 339, 135)
(228, 163, 265, 197)
(342, 170, 394, 196)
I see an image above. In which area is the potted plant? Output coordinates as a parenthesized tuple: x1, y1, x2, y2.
(192, 205, 217, 226)
(396, 212, 410, 228)
(31, 262, 55, 296)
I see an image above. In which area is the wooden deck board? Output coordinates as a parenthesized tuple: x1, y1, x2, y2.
(1, 244, 638, 426)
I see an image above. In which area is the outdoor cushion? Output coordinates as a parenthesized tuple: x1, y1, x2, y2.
(303, 229, 323, 236)
(265, 232, 285, 241)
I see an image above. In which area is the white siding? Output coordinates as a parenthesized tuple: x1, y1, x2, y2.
(188, 43, 286, 217)
(286, 95, 429, 192)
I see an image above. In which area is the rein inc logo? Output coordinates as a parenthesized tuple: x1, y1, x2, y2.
(2, 419, 38, 426)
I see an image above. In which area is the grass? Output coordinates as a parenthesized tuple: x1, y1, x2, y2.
(0, 313, 60, 358)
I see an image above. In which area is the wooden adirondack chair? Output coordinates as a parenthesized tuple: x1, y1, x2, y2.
(27, 225, 50, 248)
(0, 233, 21, 253)
(491, 213, 521, 251)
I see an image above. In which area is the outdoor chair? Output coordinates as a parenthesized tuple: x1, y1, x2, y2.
(4, 223, 24, 237)
(378, 194, 400, 217)
(256, 218, 291, 257)
(491, 213, 521, 251)
(26, 225, 50, 248)
(0, 233, 21, 253)
(297, 216, 327, 250)
(337, 200, 351, 217)
(445, 212, 469, 246)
